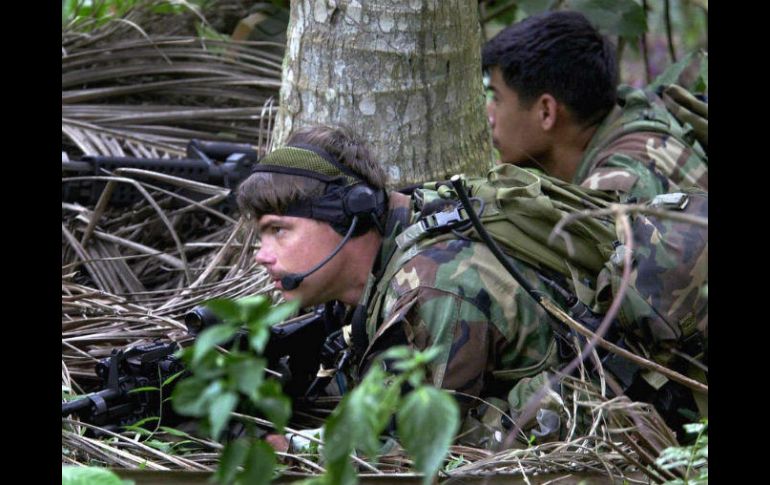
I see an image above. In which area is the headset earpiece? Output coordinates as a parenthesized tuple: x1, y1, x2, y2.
(343, 184, 378, 218)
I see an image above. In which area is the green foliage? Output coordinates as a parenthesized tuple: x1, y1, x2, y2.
(509, 0, 646, 40)
(171, 296, 460, 484)
(171, 296, 299, 441)
(62, 0, 211, 31)
(214, 438, 277, 485)
(62, 466, 134, 485)
(568, 0, 647, 39)
(169, 295, 297, 484)
(319, 346, 460, 485)
(397, 387, 460, 484)
(656, 420, 708, 484)
(650, 50, 707, 92)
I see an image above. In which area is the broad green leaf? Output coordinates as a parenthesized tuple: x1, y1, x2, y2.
(650, 51, 697, 91)
(192, 324, 237, 367)
(256, 380, 292, 432)
(62, 466, 133, 485)
(171, 377, 209, 417)
(379, 345, 413, 362)
(230, 357, 266, 398)
(324, 366, 400, 460)
(209, 391, 238, 440)
(261, 300, 300, 327)
(323, 458, 357, 485)
(397, 387, 460, 485)
(214, 439, 250, 485)
(204, 298, 242, 324)
(249, 325, 271, 355)
(236, 295, 271, 322)
(189, 351, 227, 380)
(568, 0, 647, 39)
(237, 441, 277, 485)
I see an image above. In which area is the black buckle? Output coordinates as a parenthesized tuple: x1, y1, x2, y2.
(420, 205, 468, 233)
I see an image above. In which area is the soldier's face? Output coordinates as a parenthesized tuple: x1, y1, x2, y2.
(486, 67, 549, 165)
(255, 214, 347, 306)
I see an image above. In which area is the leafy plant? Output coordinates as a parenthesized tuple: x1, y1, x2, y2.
(307, 346, 460, 485)
(62, 466, 134, 485)
(171, 296, 461, 485)
(171, 295, 298, 484)
(655, 419, 708, 484)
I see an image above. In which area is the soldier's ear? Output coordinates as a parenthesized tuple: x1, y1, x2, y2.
(535, 93, 558, 132)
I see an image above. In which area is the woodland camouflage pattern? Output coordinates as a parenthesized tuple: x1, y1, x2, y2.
(573, 85, 709, 202)
(355, 192, 567, 449)
(353, 167, 707, 446)
(596, 191, 708, 379)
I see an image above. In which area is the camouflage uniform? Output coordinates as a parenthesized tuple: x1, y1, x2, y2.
(573, 85, 708, 202)
(353, 192, 566, 449)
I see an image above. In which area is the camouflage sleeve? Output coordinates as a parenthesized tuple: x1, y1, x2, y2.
(579, 132, 708, 202)
(366, 239, 568, 448)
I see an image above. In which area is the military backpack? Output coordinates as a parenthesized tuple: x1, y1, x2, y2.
(398, 164, 708, 420)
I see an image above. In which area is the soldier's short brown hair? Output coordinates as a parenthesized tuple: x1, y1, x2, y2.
(237, 124, 388, 221)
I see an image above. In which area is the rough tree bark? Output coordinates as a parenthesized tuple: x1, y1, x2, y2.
(272, 0, 494, 186)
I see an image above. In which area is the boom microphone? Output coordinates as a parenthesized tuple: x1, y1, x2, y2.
(280, 216, 359, 290)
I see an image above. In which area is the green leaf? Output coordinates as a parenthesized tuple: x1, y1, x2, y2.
(650, 51, 697, 91)
(261, 300, 300, 327)
(172, 379, 223, 417)
(162, 370, 185, 388)
(171, 377, 209, 417)
(127, 386, 159, 394)
(323, 366, 400, 462)
(192, 324, 237, 366)
(62, 466, 133, 485)
(249, 325, 271, 355)
(397, 387, 460, 485)
(379, 345, 413, 362)
(209, 391, 238, 440)
(204, 298, 243, 324)
(158, 426, 195, 438)
(568, 0, 647, 39)
(122, 417, 160, 431)
(214, 439, 250, 485)
(235, 295, 271, 322)
(189, 351, 227, 380)
(256, 380, 292, 432)
(230, 357, 266, 398)
(237, 441, 277, 485)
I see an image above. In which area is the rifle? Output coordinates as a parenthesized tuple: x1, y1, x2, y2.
(62, 139, 259, 209)
(62, 304, 340, 433)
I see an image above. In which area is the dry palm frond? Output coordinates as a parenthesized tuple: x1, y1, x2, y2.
(63, 0, 284, 158)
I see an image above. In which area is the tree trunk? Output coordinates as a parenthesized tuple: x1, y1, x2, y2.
(273, 0, 494, 187)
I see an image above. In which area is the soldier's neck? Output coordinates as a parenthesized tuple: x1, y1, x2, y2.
(543, 122, 600, 183)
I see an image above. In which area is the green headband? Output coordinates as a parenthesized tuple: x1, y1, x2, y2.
(253, 144, 361, 186)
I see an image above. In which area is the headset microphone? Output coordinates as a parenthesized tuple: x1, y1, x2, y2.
(280, 216, 359, 290)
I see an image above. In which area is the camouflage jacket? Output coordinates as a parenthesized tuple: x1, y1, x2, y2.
(573, 85, 708, 202)
(353, 192, 566, 449)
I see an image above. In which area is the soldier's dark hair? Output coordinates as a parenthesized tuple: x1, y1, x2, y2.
(237, 124, 388, 221)
(482, 10, 618, 126)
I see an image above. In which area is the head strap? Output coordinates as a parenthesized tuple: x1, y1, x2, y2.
(253, 145, 360, 186)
